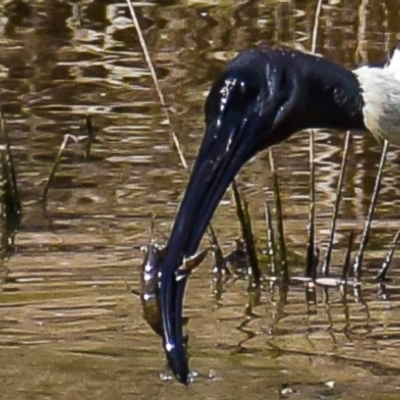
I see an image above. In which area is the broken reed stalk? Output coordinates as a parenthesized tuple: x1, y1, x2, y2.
(304, 0, 323, 278)
(323, 131, 351, 276)
(0, 111, 22, 256)
(42, 134, 77, 203)
(265, 202, 277, 275)
(232, 181, 261, 285)
(0, 110, 21, 216)
(353, 139, 389, 280)
(126, 0, 233, 256)
(1, 152, 19, 219)
(305, 130, 316, 279)
(208, 224, 225, 274)
(125, 0, 187, 169)
(269, 149, 288, 282)
(208, 224, 227, 300)
(375, 229, 400, 281)
(311, 0, 324, 54)
(85, 115, 94, 159)
(0, 152, 14, 254)
(0, 153, 6, 252)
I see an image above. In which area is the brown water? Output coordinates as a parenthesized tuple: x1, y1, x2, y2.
(1, 1, 400, 399)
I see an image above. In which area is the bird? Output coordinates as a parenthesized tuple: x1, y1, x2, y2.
(159, 43, 400, 385)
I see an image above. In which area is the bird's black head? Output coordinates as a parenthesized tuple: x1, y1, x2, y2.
(159, 46, 367, 383)
(203, 50, 298, 157)
(159, 48, 302, 385)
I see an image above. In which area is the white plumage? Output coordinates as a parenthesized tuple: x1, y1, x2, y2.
(354, 47, 400, 144)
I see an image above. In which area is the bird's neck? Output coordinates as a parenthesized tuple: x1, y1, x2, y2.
(353, 50, 400, 144)
(292, 52, 366, 133)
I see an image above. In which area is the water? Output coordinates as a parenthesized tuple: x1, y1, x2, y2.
(1, 1, 400, 399)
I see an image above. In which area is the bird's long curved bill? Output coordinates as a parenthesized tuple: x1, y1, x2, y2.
(160, 119, 256, 384)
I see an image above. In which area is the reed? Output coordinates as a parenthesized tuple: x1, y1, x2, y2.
(305, 130, 316, 279)
(42, 134, 77, 203)
(341, 231, 354, 283)
(375, 229, 400, 281)
(0, 111, 22, 256)
(353, 140, 389, 280)
(323, 132, 351, 275)
(304, 0, 324, 279)
(269, 149, 288, 282)
(0, 110, 21, 217)
(264, 202, 277, 276)
(125, 0, 186, 169)
(125, 0, 246, 265)
(232, 181, 260, 285)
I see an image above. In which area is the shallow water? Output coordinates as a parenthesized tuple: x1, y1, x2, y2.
(1, 1, 400, 399)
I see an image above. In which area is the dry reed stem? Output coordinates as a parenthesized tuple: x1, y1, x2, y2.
(232, 181, 260, 285)
(0, 110, 21, 215)
(125, 0, 187, 169)
(125, 0, 228, 259)
(376, 229, 400, 281)
(341, 231, 354, 282)
(322, 132, 351, 275)
(42, 134, 77, 202)
(269, 149, 288, 281)
(311, 0, 324, 54)
(265, 202, 277, 275)
(353, 140, 389, 280)
(305, 130, 316, 279)
(306, 0, 323, 277)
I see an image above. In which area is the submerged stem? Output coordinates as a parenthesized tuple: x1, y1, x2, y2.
(42, 134, 77, 203)
(232, 181, 260, 285)
(323, 132, 351, 276)
(125, 0, 187, 169)
(269, 149, 288, 282)
(353, 140, 388, 280)
(265, 202, 277, 276)
(341, 231, 354, 283)
(305, 130, 316, 279)
(376, 229, 400, 281)
(0, 110, 21, 216)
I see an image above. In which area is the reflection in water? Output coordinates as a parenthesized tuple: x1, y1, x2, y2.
(0, 0, 400, 398)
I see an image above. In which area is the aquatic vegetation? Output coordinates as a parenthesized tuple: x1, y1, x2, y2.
(353, 140, 389, 280)
(41, 134, 78, 203)
(0, 110, 21, 256)
(322, 132, 351, 275)
(0, 111, 98, 258)
(268, 149, 288, 282)
(231, 181, 260, 285)
(137, 126, 399, 379)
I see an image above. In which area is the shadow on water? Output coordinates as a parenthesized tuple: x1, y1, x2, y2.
(1, 0, 400, 399)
